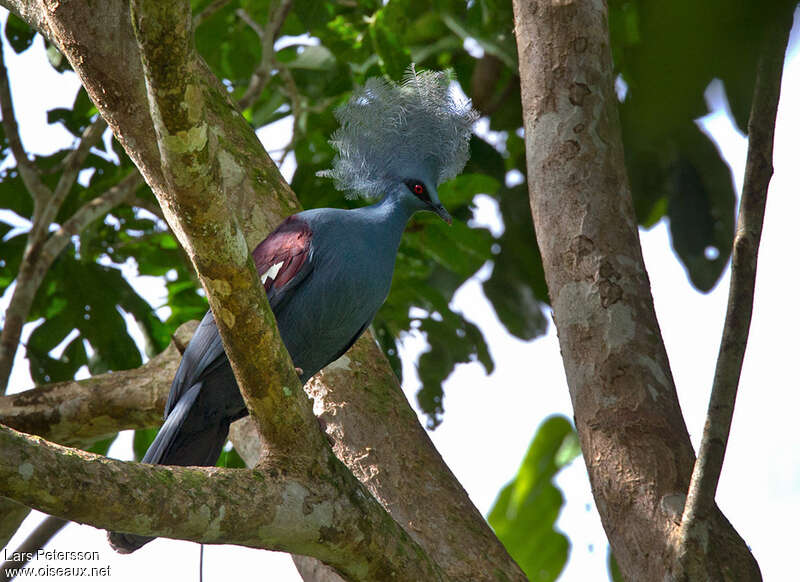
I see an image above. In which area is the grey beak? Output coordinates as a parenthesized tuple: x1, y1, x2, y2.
(434, 204, 453, 225)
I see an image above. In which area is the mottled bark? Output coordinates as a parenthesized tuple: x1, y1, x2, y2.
(0, 424, 443, 582)
(307, 335, 523, 581)
(512, 0, 760, 580)
(0, 1, 523, 580)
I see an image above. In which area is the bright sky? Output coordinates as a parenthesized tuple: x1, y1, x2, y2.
(2, 8, 799, 581)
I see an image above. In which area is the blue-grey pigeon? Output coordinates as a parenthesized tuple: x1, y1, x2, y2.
(109, 68, 476, 553)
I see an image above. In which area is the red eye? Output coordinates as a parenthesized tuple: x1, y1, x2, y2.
(413, 184, 424, 195)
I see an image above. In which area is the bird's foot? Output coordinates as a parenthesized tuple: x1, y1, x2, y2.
(294, 366, 304, 377)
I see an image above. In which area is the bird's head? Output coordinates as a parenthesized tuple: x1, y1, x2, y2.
(318, 66, 476, 223)
(400, 177, 452, 224)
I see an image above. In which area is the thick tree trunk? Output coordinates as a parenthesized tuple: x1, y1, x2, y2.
(512, 1, 761, 580)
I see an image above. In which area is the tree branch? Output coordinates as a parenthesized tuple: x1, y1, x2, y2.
(0, 320, 193, 551)
(192, 0, 231, 28)
(236, 0, 293, 111)
(511, 1, 760, 579)
(43, 116, 108, 227)
(0, 34, 49, 205)
(2, 3, 525, 579)
(0, 320, 196, 446)
(41, 169, 144, 261)
(0, 424, 443, 582)
(675, 14, 792, 577)
(0, 516, 67, 582)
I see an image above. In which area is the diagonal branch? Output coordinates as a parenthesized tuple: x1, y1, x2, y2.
(0, 424, 443, 582)
(511, 0, 760, 579)
(236, 0, 293, 111)
(0, 516, 67, 582)
(675, 14, 793, 576)
(0, 320, 195, 446)
(42, 116, 108, 227)
(41, 169, 143, 260)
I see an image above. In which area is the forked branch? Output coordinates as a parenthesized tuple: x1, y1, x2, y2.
(675, 13, 793, 576)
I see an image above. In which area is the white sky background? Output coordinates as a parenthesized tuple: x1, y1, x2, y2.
(1, 8, 799, 581)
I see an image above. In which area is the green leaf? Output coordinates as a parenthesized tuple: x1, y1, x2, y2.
(85, 435, 117, 456)
(0, 168, 34, 220)
(47, 88, 98, 137)
(216, 446, 246, 468)
(464, 136, 507, 181)
(4, 13, 36, 54)
(488, 415, 580, 582)
(287, 45, 337, 71)
(404, 217, 492, 278)
(28, 334, 88, 385)
(370, 8, 412, 80)
(440, 9, 517, 69)
(610, 0, 795, 291)
(45, 41, 71, 72)
(484, 185, 550, 340)
(133, 428, 158, 461)
(0, 232, 27, 296)
(438, 173, 500, 209)
(666, 126, 735, 292)
(416, 314, 494, 428)
(292, 0, 333, 31)
(609, 548, 625, 582)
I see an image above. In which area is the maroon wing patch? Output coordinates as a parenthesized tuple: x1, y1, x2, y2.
(252, 215, 312, 294)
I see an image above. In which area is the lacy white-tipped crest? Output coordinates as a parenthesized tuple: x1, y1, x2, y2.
(318, 67, 478, 199)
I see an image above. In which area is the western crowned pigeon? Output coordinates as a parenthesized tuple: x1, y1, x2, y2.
(109, 67, 477, 553)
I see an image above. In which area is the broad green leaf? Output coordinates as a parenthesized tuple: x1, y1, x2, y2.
(438, 173, 500, 209)
(488, 415, 580, 582)
(4, 13, 36, 54)
(133, 428, 158, 461)
(484, 185, 549, 341)
(217, 446, 246, 468)
(416, 314, 494, 428)
(609, 549, 625, 582)
(86, 435, 117, 456)
(0, 232, 27, 295)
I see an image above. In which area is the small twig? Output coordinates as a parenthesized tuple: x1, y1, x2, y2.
(0, 516, 68, 582)
(0, 37, 49, 206)
(274, 61, 301, 166)
(31, 117, 108, 243)
(192, 0, 231, 28)
(675, 14, 792, 575)
(236, 0, 293, 110)
(125, 188, 165, 221)
(41, 170, 143, 260)
(51, 117, 108, 211)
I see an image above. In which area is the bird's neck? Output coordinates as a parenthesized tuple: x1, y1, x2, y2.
(359, 191, 417, 251)
(365, 191, 416, 227)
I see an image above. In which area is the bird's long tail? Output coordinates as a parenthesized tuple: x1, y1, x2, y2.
(107, 383, 231, 554)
